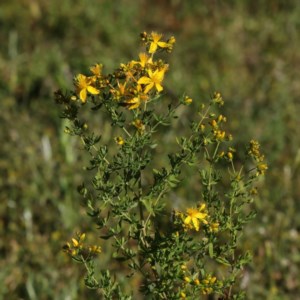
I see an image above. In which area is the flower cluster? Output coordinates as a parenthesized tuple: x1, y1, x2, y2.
(200, 274, 218, 295)
(73, 32, 175, 110)
(140, 31, 176, 53)
(63, 232, 101, 261)
(248, 139, 268, 175)
(209, 113, 230, 142)
(181, 204, 208, 231)
(212, 91, 224, 106)
(193, 101, 234, 153)
(74, 64, 104, 102)
(183, 95, 193, 105)
(180, 264, 221, 298)
(175, 204, 219, 233)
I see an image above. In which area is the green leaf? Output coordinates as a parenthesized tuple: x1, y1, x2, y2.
(216, 256, 231, 266)
(141, 197, 153, 213)
(167, 174, 180, 188)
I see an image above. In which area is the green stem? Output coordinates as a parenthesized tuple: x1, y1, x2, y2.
(144, 188, 167, 228)
(122, 126, 132, 137)
(138, 170, 144, 221)
(81, 255, 99, 286)
(212, 141, 220, 160)
(80, 136, 110, 164)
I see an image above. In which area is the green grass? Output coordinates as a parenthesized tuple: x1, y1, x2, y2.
(1, 0, 299, 298)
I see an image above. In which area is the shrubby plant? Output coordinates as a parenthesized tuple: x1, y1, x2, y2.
(55, 32, 267, 299)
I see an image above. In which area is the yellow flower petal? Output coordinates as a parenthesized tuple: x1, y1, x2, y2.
(87, 86, 100, 95)
(157, 41, 169, 48)
(149, 69, 165, 84)
(72, 238, 79, 247)
(192, 218, 200, 231)
(144, 83, 154, 94)
(138, 76, 152, 85)
(151, 32, 163, 42)
(76, 74, 87, 87)
(155, 83, 163, 92)
(79, 89, 87, 102)
(139, 53, 151, 67)
(194, 212, 207, 219)
(149, 42, 158, 54)
(125, 97, 140, 110)
(184, 216, 192, 225)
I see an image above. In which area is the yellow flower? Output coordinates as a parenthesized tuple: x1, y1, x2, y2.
(211, 119, 218, 128)
(132, 119, 145, 132)
(227, 151, 233, 160)
(121, 84, 149, 110)
(72, 238, 79, 247)
(138, 68, 166, 94)
(184, 204, 208, 231)
(218, 151, 225, 158)
(88, 245, 102, 254)
(149, 32, 169, 54)
(118, 82, 127, 95)
(124, 96, 141, 110)
(194, 279, 200, 285)
(218, 114, 226, 123)
(90, 63, 102, 77)
(132, 53, 153, 68)
(180, 265, 187, 271)
(75, 74, 100, 103)
(214, 130, 226, 141)
(184, 96, 193, 105)
(115, 136, 124, 145)
(166, 36, 176, 52)
(168, 36, 176, 44)
(184, 276, 191, 283)
(79, 233, 86, 241)
(209, 222, 219, 233)
(257, 162, 268, 175)
(111, 81, 128, 101)
(213, 92, 223, 105)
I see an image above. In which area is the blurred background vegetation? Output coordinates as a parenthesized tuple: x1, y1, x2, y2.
(1, 0, 299, 299)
